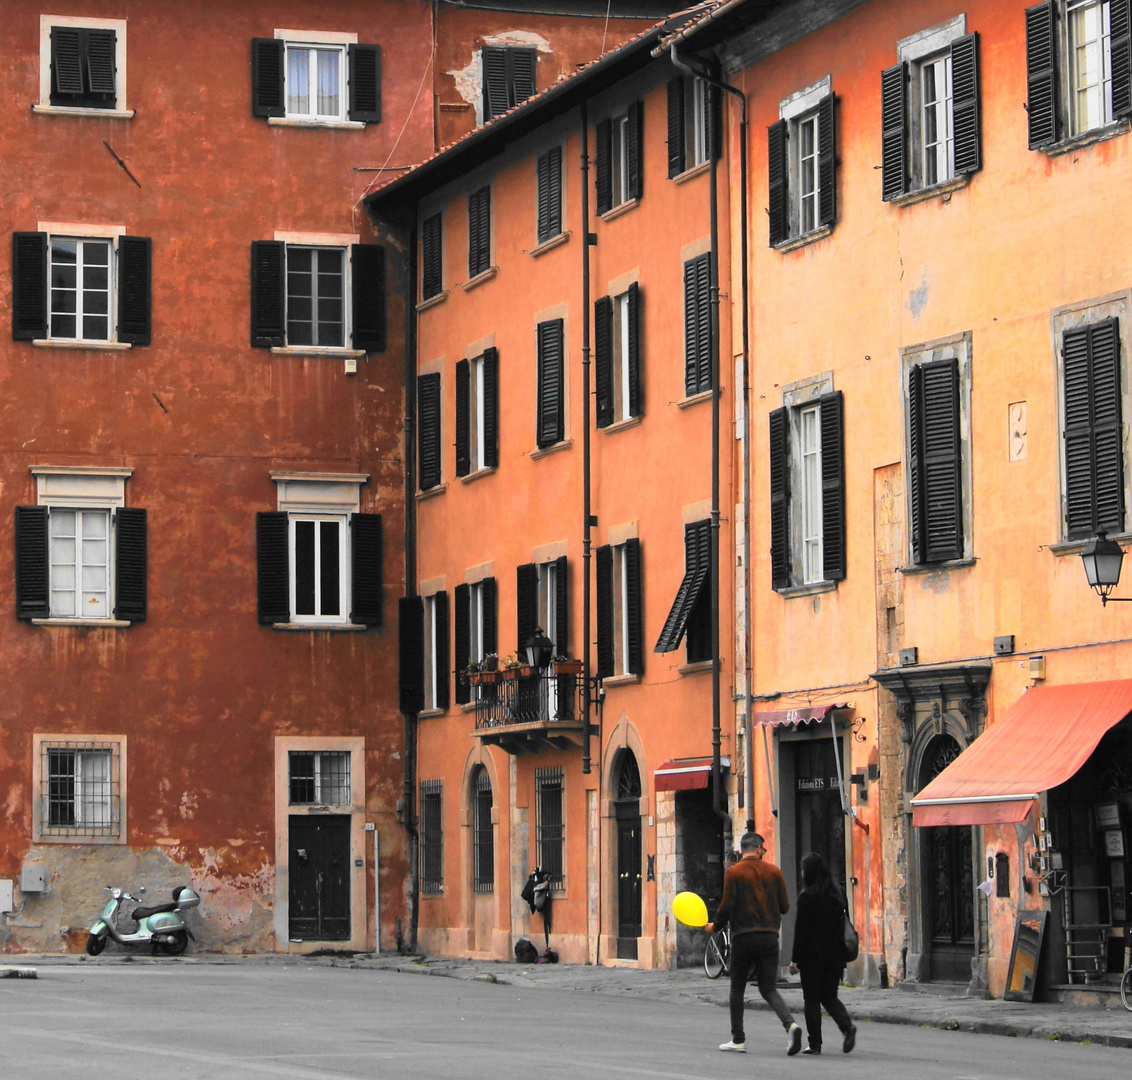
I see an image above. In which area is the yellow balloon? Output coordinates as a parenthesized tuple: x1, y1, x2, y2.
(672, 891, 709, 928)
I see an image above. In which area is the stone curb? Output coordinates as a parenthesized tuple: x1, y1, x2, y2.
(0, 966, 38, 978)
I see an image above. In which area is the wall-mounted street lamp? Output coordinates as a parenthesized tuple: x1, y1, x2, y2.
(1081, 532, 1132, 605)
(524, 627, 555, 670)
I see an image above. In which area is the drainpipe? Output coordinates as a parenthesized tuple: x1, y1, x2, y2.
(581, 100, 594, 779)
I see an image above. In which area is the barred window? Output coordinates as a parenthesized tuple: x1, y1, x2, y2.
(289, 751, 351, 805)
(38, 739, 121, 840)
(473, 767, 494, 894)
(420, 779, 443, 893)
(535, 767, 565, 891)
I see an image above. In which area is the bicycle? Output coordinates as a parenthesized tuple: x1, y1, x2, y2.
(1121, 961, 1132, 1011)
(704, 925, 731, 979)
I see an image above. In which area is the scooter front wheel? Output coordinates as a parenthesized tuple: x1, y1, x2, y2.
(85, 932, 107, 956)
(157, 930, 188, 956)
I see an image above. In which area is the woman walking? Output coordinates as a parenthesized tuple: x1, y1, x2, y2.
(789, 852, 857, 1055)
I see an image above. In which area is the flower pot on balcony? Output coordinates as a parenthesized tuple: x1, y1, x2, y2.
(478, 670, 499, 684)
(551, 660, 583, 675)
(467, 671, 485, 685)
(500, 667, 520, 681)
(518, 665, 534, 678)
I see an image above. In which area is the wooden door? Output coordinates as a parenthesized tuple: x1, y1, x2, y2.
(289, 815, 351, 941)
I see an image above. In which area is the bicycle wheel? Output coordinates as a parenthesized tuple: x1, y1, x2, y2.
(1121, 967, 1132, 1012)
(704, 931, 726, 979)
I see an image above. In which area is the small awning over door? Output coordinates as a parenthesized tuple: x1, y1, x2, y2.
(911, 680, 1132, 827)
(751, 704, 843, 727)
(654, 755, 730, 792)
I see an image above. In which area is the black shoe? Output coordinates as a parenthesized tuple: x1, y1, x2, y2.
(802, 1046, 821, 1055)
(842, 1025, 857, 1054)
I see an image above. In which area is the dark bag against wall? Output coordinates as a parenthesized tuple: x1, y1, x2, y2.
(842, 906, 860, 963)
(514, 938, 539, 963)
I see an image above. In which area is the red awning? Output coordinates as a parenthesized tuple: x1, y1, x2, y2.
(751, 705, 841, 727)
(911, 680, 1132, 827)
(655, 756, 730, 792)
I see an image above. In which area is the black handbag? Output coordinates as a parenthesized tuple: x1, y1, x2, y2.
(842, 906, 860, 962)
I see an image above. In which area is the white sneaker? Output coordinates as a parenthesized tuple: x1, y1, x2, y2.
(719, 1041, 746, 1052)
(787, 1023, 803, 1056)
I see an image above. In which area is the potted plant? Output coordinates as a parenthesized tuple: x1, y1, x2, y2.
(478, 653, 500, 683)
(465, 658, 484, 686)
(501, 655, 523, 680)
(551, 655, 583, 675)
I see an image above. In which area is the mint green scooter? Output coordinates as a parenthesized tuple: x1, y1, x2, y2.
(86, 884, 200, 956)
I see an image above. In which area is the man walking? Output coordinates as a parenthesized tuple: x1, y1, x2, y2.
(705, 832, 803, 1056)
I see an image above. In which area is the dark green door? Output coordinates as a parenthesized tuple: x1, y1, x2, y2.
(289, 815, 351, 941)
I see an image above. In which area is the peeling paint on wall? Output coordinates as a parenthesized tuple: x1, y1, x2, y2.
(448, 31, 552, 113)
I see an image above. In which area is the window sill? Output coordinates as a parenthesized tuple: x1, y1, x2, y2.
(672, 160, 711, 185)
(775, 580, 838, 599)
(600, 198, 639, 223)
(774, 224, 833, 254)
(461, 701, 477, 713)
(1043, 119, 1130, 157)
(419, 708, 447, 719)
(34, 833, 125, 845)
(888, 174, 970, 209)
(530, 232, 571, 257)
(460, 466, 498, 485)
(31, 617, 132, 628)
(677, 660, 714, 676)
(32, 339, 131, 351)
(530, 439, 573, 460)
(267, 117, 366, 131)
(898, 557, 977, 575)
(1048, 532, 1132, 555)
(601, 415, 642, 435)
(417, 483, 448, 502)
(417, 291, 449, 313)
(269, 346, 366, 359)
(678, 389, 714, 409)
(32, 104, 135, 120)
(601, 672, 641, 687)
(271, 621, 369, 632)
(461, 267, 498, 293)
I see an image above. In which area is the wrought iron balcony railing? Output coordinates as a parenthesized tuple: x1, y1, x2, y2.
(468, 668, 585, 753)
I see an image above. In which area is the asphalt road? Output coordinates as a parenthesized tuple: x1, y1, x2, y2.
(2, 963, 1130, 1079)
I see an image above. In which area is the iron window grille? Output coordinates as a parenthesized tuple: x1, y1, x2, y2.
(473, 768, 494, 893)
(420, 779, 444, 893)
(535, 766, 565, 891)
(289, 751, 351, 805)
(41, 741, 120, 838)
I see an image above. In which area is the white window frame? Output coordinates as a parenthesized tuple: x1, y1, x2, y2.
(32, 734, 126, 844)
(1067, 0, 1114, 135)
(609, 290, 634, 424)
(796, 113, 821, 235)
(286, 245, 346, 349)
(36, 15, 133, 118)
(611, 541, 633, 676)
(689, 78, 709, 167)
(800, 404, 824, 585)
(48, 236, 113, 344)
(610, 110, 631, 208)
(469, 579, 486, 661)
(271, 29, 362, 130)
(469, 353, 489, 473)
(920, 53, 955, 186)
(271, 232, 363, 357)
(423, 593, 442, 710)
(288, 749, 352, 806)
(778, 76, 832, 242)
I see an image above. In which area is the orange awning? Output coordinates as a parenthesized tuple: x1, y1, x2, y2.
(911, 680, 1132, 827)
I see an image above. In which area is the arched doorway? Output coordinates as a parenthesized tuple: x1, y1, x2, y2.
(614, 750, 642, 959)
(920, 733, 974, 981)
(469, 764, 494, 953)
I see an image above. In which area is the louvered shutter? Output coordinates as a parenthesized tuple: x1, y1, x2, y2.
(516, 563, 538, 655)
(250, 240, 286, 347)
(256, 511, 290, 624)
(595, 296, 614, 428)
(114, 507, 147, 622)
(626, 100, 644, 201)
(455, 359, 471, 476)
(596, 118, 613, 215)
(537, 147, 562, 243)
(1114, 1, 1132, 118)
(252, 38, 286, 118)
(469, 187, 491, 278)
(655, 521, 709, 653)
(554, 555, 569, 657)
(482, 348, 499, 469)
(537, 319, 564, 448)
(819, 392, 846, 582)
(350, 244, 385, 351)
(85, 29, 116, 96)
(1089, 321, 1125, 535)
(117, 236, 151, 346)
(12, 232, 48, 341)
(481, 576, 497, 655)
(951, 34, 981, 175)
(920, 358, 963, 563)
(881, 63, 908, 201)
(15, 506, 49, 621)
(627, 282, 642, 419)
(596, 545, 614, 678)
(1026, 3, 1058, 148)
(769, 407, 791, 589)
(417, 373, 442, 490)
(907, 364, 927, 565)
(350, 513, 383, 626)
(348, 44, 382, 123)
(483, 47, 508, 119)
(454, 583, 470, 704)
(434, 590, 450, 711)
(684, 253, 711, 396)
(817, 93, 837, 227)
(767, 120, 789, 246)
(399, 596, 425, 714)
(421, 214, 443, 301)
(51, 27, 84, 97)
(624, 537, 643, 675)
(667, 77, 685, 177)
(511, 48, 537, 105)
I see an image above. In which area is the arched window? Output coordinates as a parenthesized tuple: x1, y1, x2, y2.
(472, 766, 494, 893)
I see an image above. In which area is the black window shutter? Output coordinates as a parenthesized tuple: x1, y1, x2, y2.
(117, 236, 151, 346)
(398, 596, 425, 715)
(655, 521, 708, 654)
(537, 147, 562, 243)
(481, 576, 497, 654)
(537, 320, 564, 449)
(350, 512, 383, 626)
(351, 244, 386, 351)
(469, 187, 491, 278)
(624, 537, 643, 675)
(537, 152, 551, 242)
(250, 240, 286, 347)
(434, 590, 450, 711)
(516, 563, 538, 654)
(1025, 2, 1059, 148)
(418, 372, 442, 490)
(12, 232, 48, 341)
(907, 363, 927, 565)
(596, 118, 613, 215)
(554, 555, 569, 657)
(454, 583, 470, 704)
(15, 505, 49, 621)
(596, 545, 614, 678)
(482, 347, 499, 468)
(483, 46, 509, 119)
(667, 77, 685, 178)
(627, 282, 642, 418)
(455, 359, 471, 476)
(1114, 1, 1132, 118)
(817, 93, 837, 227)
(348, 44, 382, 123)
(85, 29, 117, 95)
(256, 511, 290, 624)
(626, 100, 644, 201)
(920, 358, 963, 563)
(114, 507, 147, 622)
(594, 296, 614, 428)
(51, 27, 84, 96)
(769, 407, 791, 589)
(252, 38, 286, 118)
(1089, 321, 1125, 535)
(684, 253, 711, 396)
(880, 62, 908, 201)
(951, 34, 981, 175)
(767, 120, 789, 246)
(511, 48, 537, 105)
(819, 391, 846, 582)
(421, 213, 443, 300)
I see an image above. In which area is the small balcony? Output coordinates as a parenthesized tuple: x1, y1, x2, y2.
(470, 664, 585, 755)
